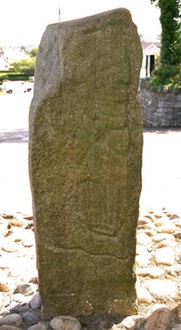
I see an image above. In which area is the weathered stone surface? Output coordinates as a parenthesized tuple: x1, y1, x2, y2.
(176, 304, 181, 322)
(29, 293, 41, 310)
(115, 315, 145, 329)
(27, 322, 48, 330)
(22, 311, 41, 327)
(50, 316, 81, 330)
(0, 315, 22, 327)
(145, 280, 178, 301)
(1, 326, 22, 330)
(154, 246, 175, 266)
(144, 306, 172, 330)
(29, 8, 143, 319)
(137, 287, 152, 304)
(14, 284, 33, 296)
(172, 325, 181, 330)
(0, 279, 10, 292)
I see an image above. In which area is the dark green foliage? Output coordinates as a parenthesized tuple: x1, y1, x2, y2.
(152, 64, 180, 83)
(9, 48, 37, 76)
(0, 47, 37, 84)
(150, 0, 181, 65)
(147, 64, 181, 92)
(149, 0, 181, 91)
(28, 48, 38, 58)
(11, 57, 35, 76)
(0, 71, 30, 84)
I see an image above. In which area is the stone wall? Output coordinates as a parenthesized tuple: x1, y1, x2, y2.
(140, 83, 181, 127)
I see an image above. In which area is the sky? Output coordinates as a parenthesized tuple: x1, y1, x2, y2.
(0, 0, 161, 46)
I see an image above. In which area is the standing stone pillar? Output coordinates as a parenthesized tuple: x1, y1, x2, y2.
(29, 8, 143, 320)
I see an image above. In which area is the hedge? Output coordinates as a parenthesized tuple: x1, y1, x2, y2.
(0, 71, 30, 84)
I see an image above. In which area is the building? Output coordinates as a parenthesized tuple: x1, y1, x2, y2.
(140, 36, 161, 77)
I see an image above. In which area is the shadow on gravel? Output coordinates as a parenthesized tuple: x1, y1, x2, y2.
(0, 129, 29, 143)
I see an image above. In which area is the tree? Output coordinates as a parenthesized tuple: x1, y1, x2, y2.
(28, 48, 38, 58)
(20, 45, 27, 53)
(147, 0, 181, 92)
(11, 57, 35, 76)
(150, 0, 181, 65)
(10, 47, 38, 76)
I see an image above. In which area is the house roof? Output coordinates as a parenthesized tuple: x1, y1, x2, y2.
(143, 43, 160, 55)
(140, 37, 161, 55)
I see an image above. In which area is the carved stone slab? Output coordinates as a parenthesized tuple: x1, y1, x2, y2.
(29, 8, 143, 320)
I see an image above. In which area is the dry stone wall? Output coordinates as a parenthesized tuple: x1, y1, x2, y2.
(140, 82, 181, 128)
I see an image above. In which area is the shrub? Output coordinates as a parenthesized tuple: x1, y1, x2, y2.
(0, 72, 30, 84)
(147, 64, 181, 93)
(11, 57, 36, 76)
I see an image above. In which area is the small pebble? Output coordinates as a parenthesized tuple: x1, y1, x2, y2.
(116, 315, 145, 330)
(136, 267, 163, 278)
(11, 293, 29, 304)
(157, 221, 176, 234)
(2, 325, 22, 330)
(0, 314, 22, 327)
(22, 310, 41, 326)
(136, 232, 151, 245)
(137, 287, 152, 304)
(145, 279, 178, 300)
(2, 214, 14, 220)
(10, 303, 29, 314)
(50, 315, 82, 330)
(154, 247, 175, 266)
(135, 255, 150, 268)
(27, 322, 48, 330)
(14, 284, 33, 296)
(0, 281, 10, 292)
(29, 293, 41, 310)
(172, 325, 181, 330)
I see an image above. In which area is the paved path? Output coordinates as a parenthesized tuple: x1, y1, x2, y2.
(0, 92, 181, 216)
(0, 93, 32, 213)
(140, 128, 181, 216)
